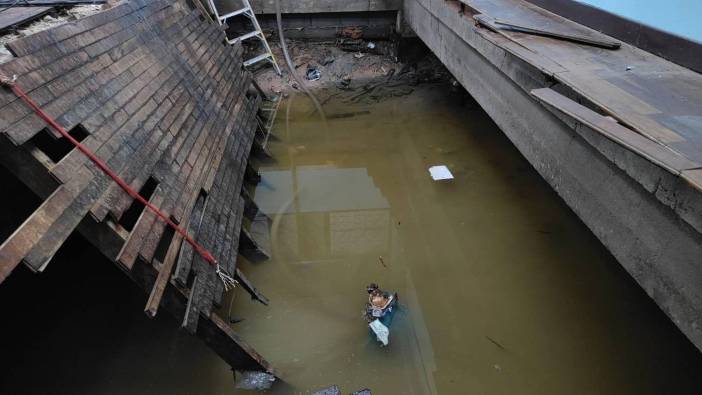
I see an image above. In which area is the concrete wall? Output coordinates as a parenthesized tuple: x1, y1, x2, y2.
(256, 11, 397, 40)
(403, 0, 702, 352)
(213, 0, 399, 40)
(213, 0, 401, 14)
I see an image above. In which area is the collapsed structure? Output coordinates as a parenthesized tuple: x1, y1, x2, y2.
(1, 0, 702, 388)
(0, 0, 274, 375)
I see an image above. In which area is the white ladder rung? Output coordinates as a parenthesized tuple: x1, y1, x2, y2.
(207, 0, 282, 76)
(244, 53, 272, 67)
(232, 30, 260, 42)
(219, 7, 250, 20)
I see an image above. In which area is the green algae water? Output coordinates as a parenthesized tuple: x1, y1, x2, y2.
(2, 82, 702, 395)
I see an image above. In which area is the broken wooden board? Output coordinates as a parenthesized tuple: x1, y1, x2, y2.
(0, 0, 272, 374)
(493, 18, 620, 49)
(464, 0, 702, 167)
(0, 6, 53, 32)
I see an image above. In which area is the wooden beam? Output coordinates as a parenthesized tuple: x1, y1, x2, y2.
(131, 258, 274, 373)
(493, 18, 620, 49)
(235, 268, 269, 306)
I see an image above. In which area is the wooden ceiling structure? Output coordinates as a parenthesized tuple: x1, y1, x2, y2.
(0, 0, 274, 374)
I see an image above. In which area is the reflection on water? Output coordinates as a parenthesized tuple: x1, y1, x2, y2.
(257, 166, 390, 263)
(231, 84, 702, 394)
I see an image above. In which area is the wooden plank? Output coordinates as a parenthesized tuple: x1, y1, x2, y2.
(214, 196, 246, 307)
(463, 0, 702, 167)
(0, 0, 273, 375)
(19, 51, 174, 270)
(235, 268, 269, 306)
(1, 1, 171, 106)
(170, 76, 252, 312)
(0, 7, 53, 32)
(144, 189, 208, 317)
(530, 88, 700, 173)
(0, 184, 73, 281)
(173, 193, 209, 286)
(116, 189, 165, 269)
(129, 257, 274, 373)
(492, 19, 620, 49)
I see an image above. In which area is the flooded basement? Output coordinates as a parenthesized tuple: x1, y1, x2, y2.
(232, 82, 702, 394)
(2, 80, 702, 395)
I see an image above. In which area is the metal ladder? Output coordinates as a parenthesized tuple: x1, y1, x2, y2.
(206, 0, 282, 75)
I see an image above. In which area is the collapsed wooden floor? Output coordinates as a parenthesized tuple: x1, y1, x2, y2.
(0, 0, 274, 374)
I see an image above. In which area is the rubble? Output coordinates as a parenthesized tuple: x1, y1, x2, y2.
(253, 39, 452, 105)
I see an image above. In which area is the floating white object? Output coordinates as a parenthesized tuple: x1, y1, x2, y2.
(369, 319, 389, 346)
(428, 165, 454, 181)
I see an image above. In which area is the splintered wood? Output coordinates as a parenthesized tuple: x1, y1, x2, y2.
(0, 0, 263, 342)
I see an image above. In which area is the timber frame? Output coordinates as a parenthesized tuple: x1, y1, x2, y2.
(0, 0, 274, 374)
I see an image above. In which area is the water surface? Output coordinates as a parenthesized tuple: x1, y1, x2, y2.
(231, 83, 702, 394)
(2, 82, 701, 395)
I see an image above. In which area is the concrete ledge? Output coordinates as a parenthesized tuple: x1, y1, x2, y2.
(247, 0, 402, 13)
(403, 0, 702, 351)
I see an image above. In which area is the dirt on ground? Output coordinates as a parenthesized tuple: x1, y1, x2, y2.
(253, 40, 455, 105)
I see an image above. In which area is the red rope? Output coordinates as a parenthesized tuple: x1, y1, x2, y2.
(1, 76, 218, 267)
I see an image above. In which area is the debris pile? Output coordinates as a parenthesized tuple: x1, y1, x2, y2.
(254, 40, 453, 104)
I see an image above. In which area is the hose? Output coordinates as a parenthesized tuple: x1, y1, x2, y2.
(274, 0, 327, 126)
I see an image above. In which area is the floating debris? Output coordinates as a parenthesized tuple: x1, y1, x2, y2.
(429, 165, 454, 180)
(235, 371, 276, 390)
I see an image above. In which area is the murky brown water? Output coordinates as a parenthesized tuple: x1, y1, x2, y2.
(2, 82, 702, 395)
(231, 83, 702, 394)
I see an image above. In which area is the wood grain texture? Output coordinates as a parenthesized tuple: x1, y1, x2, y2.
(465, 0, 702, 166)
(0, 0, 265, 336)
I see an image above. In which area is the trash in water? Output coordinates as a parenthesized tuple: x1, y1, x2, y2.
(365, 283, 398, 346)
(235, 371, 276, 390)
(354, 52, 366, 59)
(429, 165, 454, 180)
(367, 42, 376, 49)
(351, 390, 373, 395)
(312, 385, 341, 395)
(306, 65, 321, 81)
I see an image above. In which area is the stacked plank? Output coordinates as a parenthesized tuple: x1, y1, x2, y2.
(0, 0, 262, 340)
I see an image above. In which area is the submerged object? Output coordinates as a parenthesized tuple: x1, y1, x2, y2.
(312, 385, 341, 395)
(365, 283, 398, 346)
(235, 371, 276, 390)
(312, 385, 372, 395)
